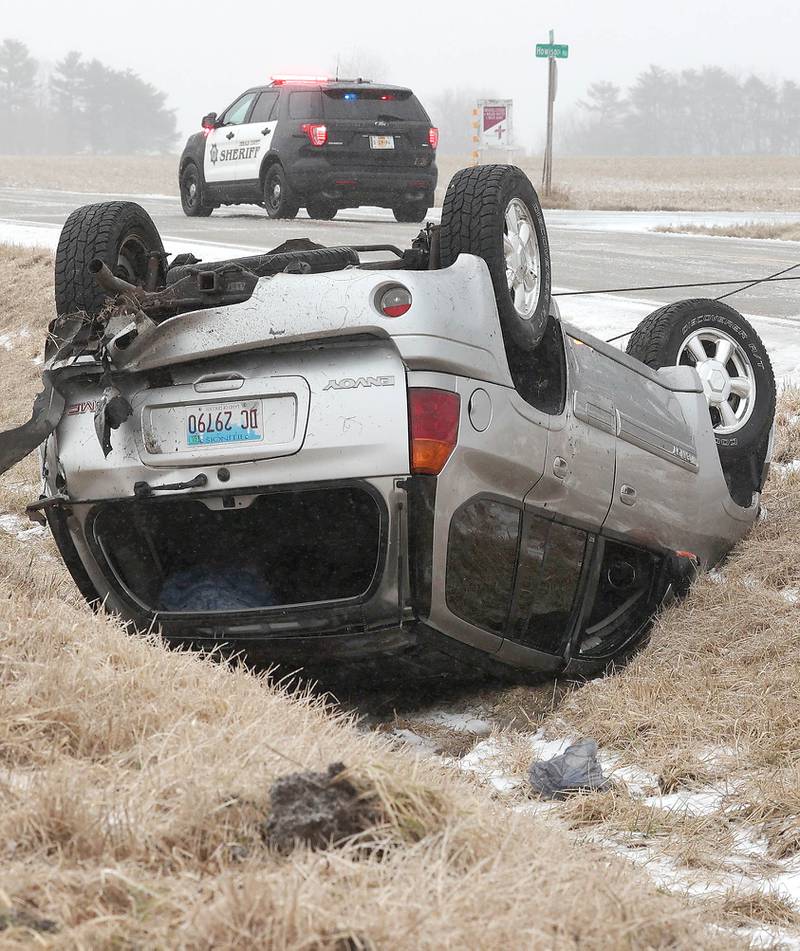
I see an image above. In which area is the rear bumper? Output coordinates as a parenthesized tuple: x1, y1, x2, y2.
(287, 157, 438, 206)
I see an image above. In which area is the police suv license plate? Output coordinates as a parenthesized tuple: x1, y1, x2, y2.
(186, 400, 263, 447)
(369, 135, 395, 149)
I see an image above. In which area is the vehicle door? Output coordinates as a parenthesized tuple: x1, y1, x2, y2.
(230, 90, 280, 183)
(203, 91, 258, 185)
(497, 325, 616, 668)
(603, 359, 702, 554)
(523, 327, 616, 528)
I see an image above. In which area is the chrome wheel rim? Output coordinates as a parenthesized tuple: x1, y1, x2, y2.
(183, 171, 199, 207)
(678, 328, 756, 434)
(504, 198, 541, 319)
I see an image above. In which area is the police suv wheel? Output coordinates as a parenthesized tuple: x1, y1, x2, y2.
(392, 201, 428, 223)
(180, 163, 213, 217)
(264, 165, 299, 219)
(439, 165, 552, 378)
(306, 199, 337, 220)
(627, 298, 776, 506)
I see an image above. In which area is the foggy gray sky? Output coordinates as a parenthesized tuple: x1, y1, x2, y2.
(2, 0, 799, 150)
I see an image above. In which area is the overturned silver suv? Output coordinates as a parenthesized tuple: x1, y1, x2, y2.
(16, 166, 776, 679)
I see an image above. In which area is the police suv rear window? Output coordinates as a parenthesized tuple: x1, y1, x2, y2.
(322, 89, 427, 121)
(289, 91, 321, 119)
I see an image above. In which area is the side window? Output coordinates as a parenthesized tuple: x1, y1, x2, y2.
(507, 514, 588, 654)
(250, 91, 279, 124)
(289, 90, 321, 119)
(577, 540, 661, 658)
(446, 498, 520, 635)
(221, 93, 257, 126)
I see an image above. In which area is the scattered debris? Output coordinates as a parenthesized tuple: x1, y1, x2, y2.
(263, 762, 381, 853)
(528, 738, 613, 800)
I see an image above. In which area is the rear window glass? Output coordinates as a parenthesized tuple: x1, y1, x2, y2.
(323, 89, 427, 121)
(289, 91, 321, 119)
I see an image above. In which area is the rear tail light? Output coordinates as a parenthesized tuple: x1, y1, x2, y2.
(302, 123, 328, 146)
(408, 388, 460, 475)
(428, 127, 439, 149)
(378, 285, 412, 317)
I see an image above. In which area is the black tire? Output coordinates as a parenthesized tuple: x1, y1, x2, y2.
(180, 163, 213, 217)
(626, 298, 775, 506)
(306, 199, 337, 220)
(263, 164, 300, 219)
(392, 201, 428, 223)
(54, 201, 164, 317)
(439, 165, 552, 376)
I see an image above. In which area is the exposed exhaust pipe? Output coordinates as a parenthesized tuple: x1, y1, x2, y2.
(89, 259, 150, 302)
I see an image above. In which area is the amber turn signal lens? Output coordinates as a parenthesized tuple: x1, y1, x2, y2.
(408, 388, 460, 475)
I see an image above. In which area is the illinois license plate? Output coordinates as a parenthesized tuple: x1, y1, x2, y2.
(186, 400, 263, 447)
(369, 135, 395, 149)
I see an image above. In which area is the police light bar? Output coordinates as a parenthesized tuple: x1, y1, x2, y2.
(271, 74, 331, 85)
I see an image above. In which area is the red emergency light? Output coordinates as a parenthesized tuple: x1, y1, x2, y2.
(271, 74, 331, 85)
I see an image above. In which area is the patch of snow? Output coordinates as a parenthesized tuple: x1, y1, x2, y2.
(389, 728, 440, 757)
(412, 709, 493, 737)
(774, 460, 800, 478)
(457, 737, 522, 794)
(0, 513, 45, 540)
(642, 787, 726, 817)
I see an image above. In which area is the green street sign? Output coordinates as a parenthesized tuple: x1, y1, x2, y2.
(536, 43, 569, 58)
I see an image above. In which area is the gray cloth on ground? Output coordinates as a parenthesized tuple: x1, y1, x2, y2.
(528, 738, 612, 800)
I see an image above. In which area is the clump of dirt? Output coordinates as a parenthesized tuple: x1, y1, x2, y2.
(263, 762, 382, 853)
(0, 908, 58, 934)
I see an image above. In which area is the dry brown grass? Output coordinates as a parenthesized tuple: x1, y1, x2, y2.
(437, 154, 800, 211)
(655, 223, 800, 241)
(0, 244, 744, 950)
(708, 889, 800, 929)
(0, 562, 738, 949)
(3, 153, 800, 211)
(0, 155, 178, 197)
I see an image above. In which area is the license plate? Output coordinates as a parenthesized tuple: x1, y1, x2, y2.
(185, 400, 263, 447)
(369, 135, 395, 150)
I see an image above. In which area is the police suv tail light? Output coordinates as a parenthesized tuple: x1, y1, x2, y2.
(378, 285, 412, 318)
(409, 388, 460, 475)
(428, 127, 439, 149)
(302, 123, 328, 146)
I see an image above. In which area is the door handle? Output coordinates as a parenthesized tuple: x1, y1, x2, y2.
(261, 127, 270, 135)
(226, 131, 234, 140)
(620, 484, 637, 506)
(553, 456, 569, 479)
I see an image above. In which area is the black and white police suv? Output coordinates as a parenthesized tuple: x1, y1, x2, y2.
(178, 75, 439, 223)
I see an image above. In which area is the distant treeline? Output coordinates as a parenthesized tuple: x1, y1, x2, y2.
(0, 39, 177, 154)
(564, 65, 800, 155)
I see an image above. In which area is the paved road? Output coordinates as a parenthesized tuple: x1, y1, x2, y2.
(1, 185, 799, 326)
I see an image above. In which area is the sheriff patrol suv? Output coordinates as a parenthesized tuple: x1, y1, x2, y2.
(179, 75, 438, 222)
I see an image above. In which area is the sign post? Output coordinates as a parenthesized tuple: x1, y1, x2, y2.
(536, 31, 568, 197)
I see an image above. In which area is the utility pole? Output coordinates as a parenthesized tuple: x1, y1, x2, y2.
(536, 30, 568, 197)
